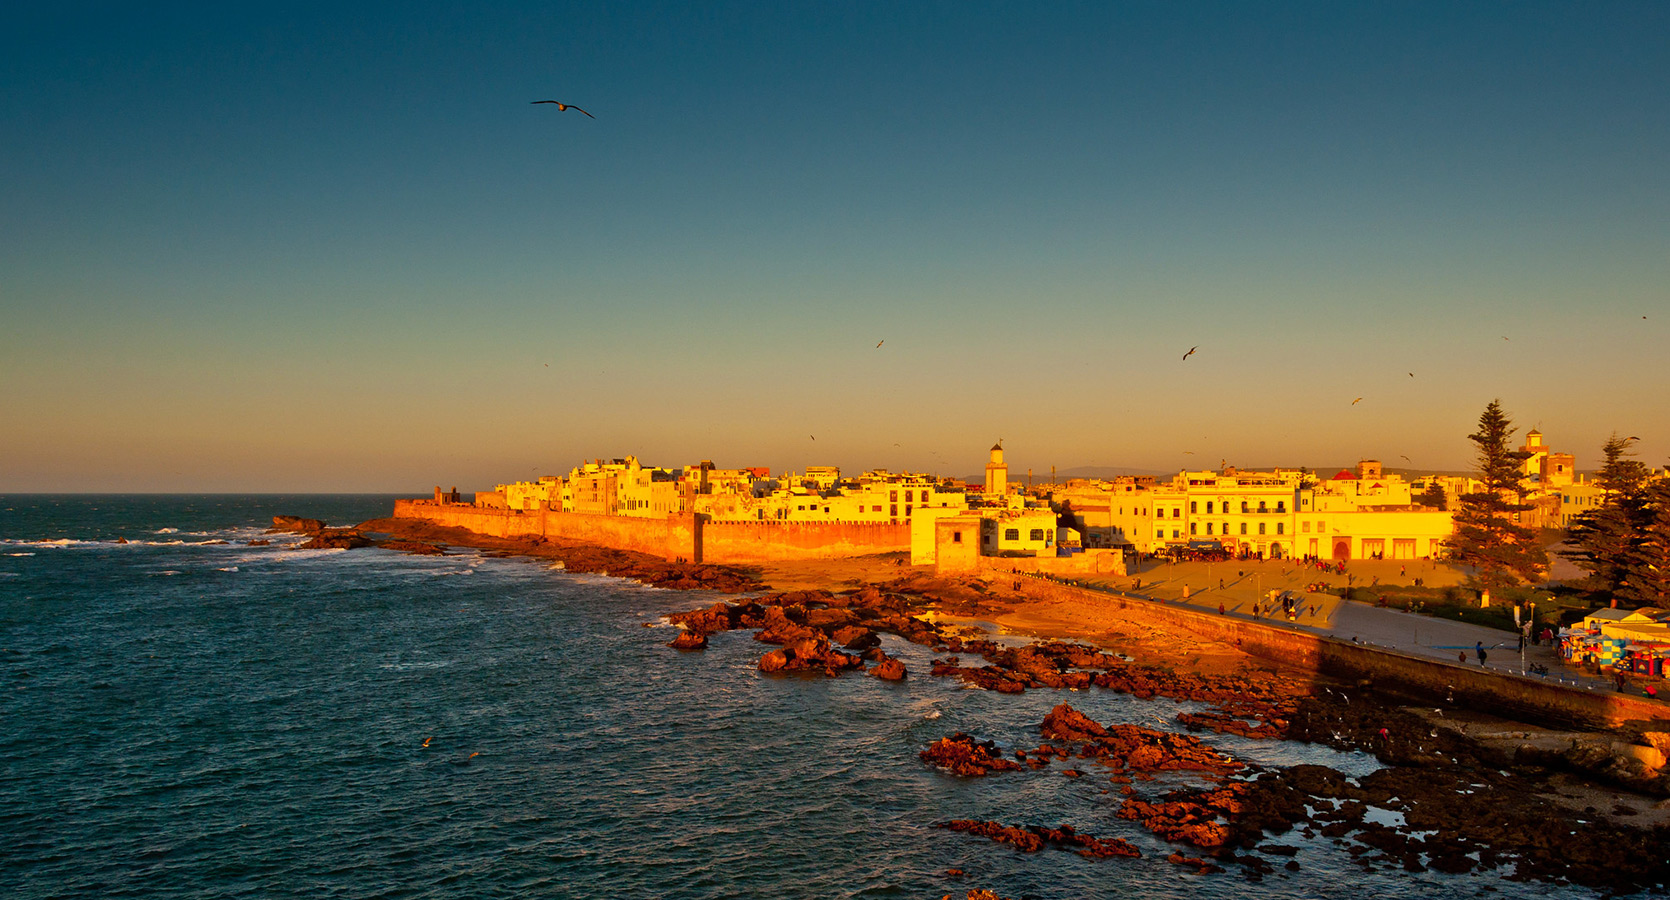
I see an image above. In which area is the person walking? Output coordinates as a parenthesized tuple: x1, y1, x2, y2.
(1476, 641, 1488, 666)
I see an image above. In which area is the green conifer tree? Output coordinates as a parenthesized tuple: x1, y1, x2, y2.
(1562, 434, 1649, 602)
(1443, 400, 1545, 589)
(1615, 473, 1670, 608)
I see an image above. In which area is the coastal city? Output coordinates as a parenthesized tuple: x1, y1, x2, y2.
(8, 5, 1670, 898)
(393, 419, 1670, 703)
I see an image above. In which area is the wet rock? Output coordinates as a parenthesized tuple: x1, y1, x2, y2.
(939, 820, 1141, 859)
(871, 655, 907, 681)
(1041, 703, 1110, 742)
(270, 515, 326, 534)
(668, 631, 708, 651)
(296, 529, 374, 550)
(377, 539, 445, 555)
(921, 733, 1023, 776)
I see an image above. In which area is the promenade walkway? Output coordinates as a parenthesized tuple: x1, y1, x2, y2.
(1050, 556, 1625, 695)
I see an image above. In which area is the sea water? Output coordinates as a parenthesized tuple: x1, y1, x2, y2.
(0, 496, 1609, 899)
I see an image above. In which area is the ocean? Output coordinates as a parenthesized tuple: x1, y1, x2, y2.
(0, 495, 1605, 899)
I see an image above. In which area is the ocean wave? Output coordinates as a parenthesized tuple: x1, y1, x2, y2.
(150, 570, 182, 577)
(0, 572, 19, 578)
(217, 566, 239, 573)
(156, 527, 179, 534)
(5, 552, 35, 557)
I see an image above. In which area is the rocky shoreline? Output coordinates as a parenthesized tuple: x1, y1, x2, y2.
(286, 513, 1670, 894)
(656, 578, 1670, 895)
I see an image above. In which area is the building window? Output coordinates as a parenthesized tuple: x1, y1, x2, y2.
(1302, 521, 1311, 533)
(1205, 523, 1213, 535)
(905, 490, 914, 502)
(1276, 502, 1286, 512)
(1240, 523, 1248, 535)
(1258, 522, 1267, 535)
(1005, 528, 1020, 541)
(872, 505, 882, 512)
(1029, 528, 1045, 541)
(952, 531, 963, 543)
(1241, 502, 1249, 513)
(890, 504, 897, 517)
(1276, 523, 1285, 534)
(1172, 529, 1180, 539)
(1190, 523, 1197, 535)
(1190, 501, 1197, 514)
(1172, 508, 1181, 519)
(1156, 529, 1164, 539)
(1206, 501, 1214, 514)
(890, 490, 898, 502)
(905, 504, 912, 516)
(1258, 501, 1267, 512)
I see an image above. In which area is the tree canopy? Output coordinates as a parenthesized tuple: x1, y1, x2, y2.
(1565, 434, 1670, 607)
(1443, 400, 1545, 590)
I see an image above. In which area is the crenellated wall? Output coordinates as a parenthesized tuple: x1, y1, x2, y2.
(1014, 576, 1669, 731)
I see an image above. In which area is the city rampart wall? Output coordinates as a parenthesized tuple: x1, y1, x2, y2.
(1014, 577, 1669, 731)
(391, 501, 908, 564)
(391, 500, 671, 558)
(700, 519, 910, 563)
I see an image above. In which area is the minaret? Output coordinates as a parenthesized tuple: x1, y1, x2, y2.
(984, 442, 1008, 496)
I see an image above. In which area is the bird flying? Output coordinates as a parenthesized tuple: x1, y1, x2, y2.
(1182, 346, 1197, 360)
(531, 100, 595, 118)
(876, 340, 884, 348)
(1352, 397, 1363, 405)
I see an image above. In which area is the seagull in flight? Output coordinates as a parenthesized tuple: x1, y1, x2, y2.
(532, 100, 595, 118)
(1352, 397, 1363, 405)
(876, 340, 884, 348)
(1182, 346, 1197, 361)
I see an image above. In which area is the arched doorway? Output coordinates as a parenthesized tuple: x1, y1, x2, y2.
(1332, 539, 1351, 560)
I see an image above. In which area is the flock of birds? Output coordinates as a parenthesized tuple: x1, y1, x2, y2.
(532, 97, 1654, 464)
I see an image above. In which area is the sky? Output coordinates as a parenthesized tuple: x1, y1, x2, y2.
(2, 2, 1666, 492)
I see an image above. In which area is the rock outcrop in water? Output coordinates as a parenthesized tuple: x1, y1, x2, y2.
(920, 733, 1023, 777)
(938, 820, 1141, 859)
(270, 515, 326, 534)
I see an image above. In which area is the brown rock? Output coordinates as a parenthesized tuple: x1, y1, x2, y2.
(669, 631, 708, 650)
(921, 733, 1023, 776)
(1041, 703, 1110, 742)
(871, 655, 907, 681)
(270, 515, 326, 534)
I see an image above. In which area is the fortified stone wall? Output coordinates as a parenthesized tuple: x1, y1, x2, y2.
(1014, 577, 1670, 731)
(391, 501, 908, 564)
(391, 500, 671, 557)
(700, 520, 910, 563)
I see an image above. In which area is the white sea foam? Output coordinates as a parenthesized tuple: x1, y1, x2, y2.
(217, 566, 239, 573)
(156, 528, 179, 534)
(151, 570, 182, 577)
(5, 552, 34, 557)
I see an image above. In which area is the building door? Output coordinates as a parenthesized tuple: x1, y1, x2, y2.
(1392, 538, 1416, 560)
(1332, 538, 1351, 560)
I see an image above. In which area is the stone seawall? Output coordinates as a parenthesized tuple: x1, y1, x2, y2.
(389, 501, 907, 564)
(1015, 576, 1669, 731)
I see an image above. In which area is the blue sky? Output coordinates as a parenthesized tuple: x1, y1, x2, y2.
(2, 2, 1666, 491)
